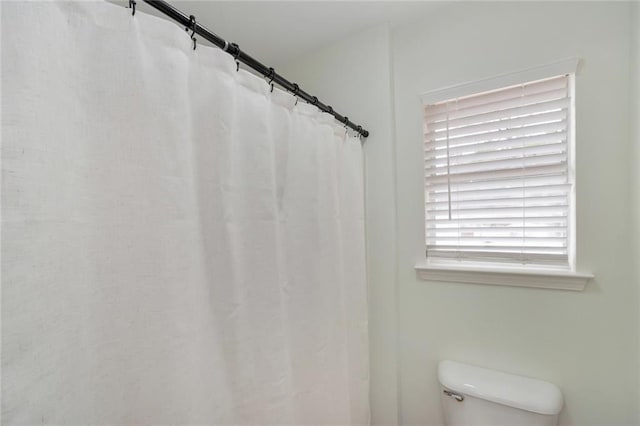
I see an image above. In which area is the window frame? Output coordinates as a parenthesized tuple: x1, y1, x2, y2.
(415, 58, 593, 290)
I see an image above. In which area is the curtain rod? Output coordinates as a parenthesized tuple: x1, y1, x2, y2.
(135, 0, 370, 138)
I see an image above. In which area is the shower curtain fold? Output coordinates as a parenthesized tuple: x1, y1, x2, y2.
(1, 1, 369, 424)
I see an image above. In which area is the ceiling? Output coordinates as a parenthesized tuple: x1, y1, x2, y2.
(112, 1, 440, 66)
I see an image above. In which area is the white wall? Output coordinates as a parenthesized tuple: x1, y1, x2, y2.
(393, 3, 636, 425)
(631, 1, 640, 419)
(282, 2, 638, 425)
(279, 24, 400, 426)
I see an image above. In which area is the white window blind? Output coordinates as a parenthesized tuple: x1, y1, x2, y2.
(423, 74, 573, 266)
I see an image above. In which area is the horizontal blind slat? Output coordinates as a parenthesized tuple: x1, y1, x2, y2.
(427, 236, 567, 248)
(426, 250, 568, 264)
(427, 225, 567, 232)
(425, 132, 567, 158)
(427, 216, 568, 225)
(425, 142, 567, 168)
(427, 207, 567, 220)
(425, 163, 567, 186)
(428, 236, 568, 242)
(428, 244, 567, 251)
(426, 195, 569, 210)
(425, 98, 570, 131)
(428, 249, 567, 256)
(427, 153, 566, 177)
(425, 173, 568, 192)
(426, 183, 571, 202)
(425, 109, 567, 140)
(425, 120, 567, 147)
(428, 228, 567, 237)
(425, 88, 569, 122)
(424, 75, 568, 116)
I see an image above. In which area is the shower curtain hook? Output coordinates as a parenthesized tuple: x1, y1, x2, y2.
(291, 83, 300, 105)
(230, 43, 240, 71)
(267, 68, 275, 93)
(128, 0, 136, 16)
(185, 15, 197, 50)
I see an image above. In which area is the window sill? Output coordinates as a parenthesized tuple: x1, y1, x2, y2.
(414, 261, 593, 291)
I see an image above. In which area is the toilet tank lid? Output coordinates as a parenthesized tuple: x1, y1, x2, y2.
(438, 360, 563, 415)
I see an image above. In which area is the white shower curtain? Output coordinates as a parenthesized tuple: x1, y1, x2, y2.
(1, 1, 369, 424)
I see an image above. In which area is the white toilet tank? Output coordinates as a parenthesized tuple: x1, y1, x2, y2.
(438, 360, 563, 426)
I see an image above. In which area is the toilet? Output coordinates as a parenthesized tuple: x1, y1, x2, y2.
(438, 360, 564, 426)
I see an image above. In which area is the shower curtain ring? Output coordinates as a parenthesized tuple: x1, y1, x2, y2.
(129, 0, 136, 16)
(185, 15, 197, 50)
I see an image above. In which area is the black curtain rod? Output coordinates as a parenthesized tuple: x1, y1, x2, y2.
(137, 0, 369, 138)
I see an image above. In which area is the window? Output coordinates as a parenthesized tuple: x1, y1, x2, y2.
(422, 74, 575, 269)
